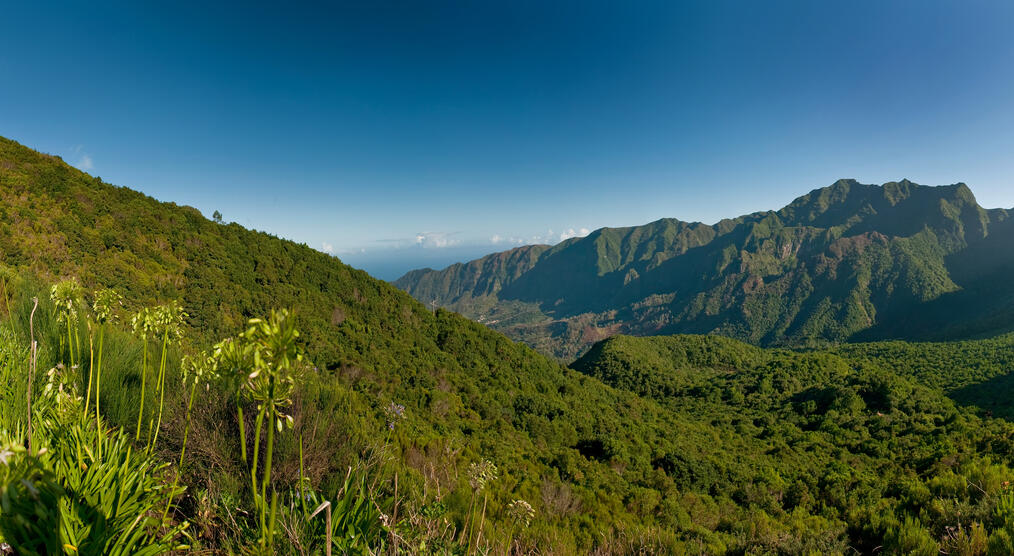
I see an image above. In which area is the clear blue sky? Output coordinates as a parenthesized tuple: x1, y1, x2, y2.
(3, 1, 1014, 279)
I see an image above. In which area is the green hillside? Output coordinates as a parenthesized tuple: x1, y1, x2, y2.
(572, 333, 1014, 554)
(396, 179, 1014, 359)
(0, 135, 704, 552)
(5, 134, 1014, 554)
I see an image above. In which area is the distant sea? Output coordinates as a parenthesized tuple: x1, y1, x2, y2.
(337, 245, 505, 281)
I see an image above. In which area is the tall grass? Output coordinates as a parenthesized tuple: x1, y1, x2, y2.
(0, 273, 455, 554)
(0, 316, 29, 441)
(0, 306, 187, 554)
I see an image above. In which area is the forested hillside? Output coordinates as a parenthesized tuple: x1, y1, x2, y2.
(5, 135, 1014, 554)
(397, 179, 1014, 359)
(571, 333, 1014, 553)
(0, 135, 693, 552)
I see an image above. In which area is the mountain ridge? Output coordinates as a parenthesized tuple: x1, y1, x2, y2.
(396, 179, 1014, 359)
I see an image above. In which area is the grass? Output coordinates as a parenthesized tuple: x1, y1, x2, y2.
(0, 273, 395, 554)
(0, 300, 185, 554)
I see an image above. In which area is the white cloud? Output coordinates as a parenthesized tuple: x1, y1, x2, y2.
(488, 226, 591, 248)
(530, 228, 569, 244)
(414, 232, 461, 248)
(70, 145, 93, 170)
(490, 234, 527, 246)
(321, 242, 334, 254)
(559, 227, 590, 241)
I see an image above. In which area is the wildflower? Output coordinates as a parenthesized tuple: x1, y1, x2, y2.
(507, 499, 535, 528)
(50, 279, 83, 323)
(131, 307, 155, 337)
(385, 402, 406, 418)
(467, 459, 498, 492)
(384, 401, 406, 430)
(236, 309, 302, 549)
(92, 288, 123, 324)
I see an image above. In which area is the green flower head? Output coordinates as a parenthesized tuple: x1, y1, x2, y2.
(467, 459, 498, 492)
(50, 278, 84, 323)
(154, 301, 188, 342)
(182, 350, 219, 390)
(507, 499, 535, 528)
(131, 307, 155, 338)
(92, 288, 123, 324)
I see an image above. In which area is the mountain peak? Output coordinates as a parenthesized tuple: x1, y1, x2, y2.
(777, 179, 983, 229)
(830, 177, 861, 189)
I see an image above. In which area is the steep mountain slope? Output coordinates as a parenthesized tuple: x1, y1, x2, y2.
(396, 179, 1014, 359)
(0, 135, 699, 551)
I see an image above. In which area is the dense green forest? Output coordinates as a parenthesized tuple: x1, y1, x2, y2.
(4, 135, 1014, 554)
(572, 334, 1014, 554)
(396, 179, 1014, 359)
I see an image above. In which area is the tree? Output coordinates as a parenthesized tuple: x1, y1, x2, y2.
(213, 210, 223, 224)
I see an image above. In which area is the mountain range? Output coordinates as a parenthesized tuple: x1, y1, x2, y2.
(396, 179, 1014, 359)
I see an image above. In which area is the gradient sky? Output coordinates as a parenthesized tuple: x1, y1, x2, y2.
(3, 1, 1014, 279)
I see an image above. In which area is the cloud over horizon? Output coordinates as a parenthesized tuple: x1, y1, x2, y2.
(490, 226, 590, 247)
(71, 145, 93, 170)
(334, 223, 592, 279)
(414, 231, 461, 248)
(559, 228, 590, 241)
(340, 224, 592, 262)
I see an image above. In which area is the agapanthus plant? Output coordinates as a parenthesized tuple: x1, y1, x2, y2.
(50, 278, 84, 370)
(131, 307, 155, 442)
(179, 350, 217, 467)
(505, 498, 535, 554)
(148, 301, 187, 453)
(465, 459, 499, 554)
(90, 288, 122, 458)
(242, 309, 303, 550)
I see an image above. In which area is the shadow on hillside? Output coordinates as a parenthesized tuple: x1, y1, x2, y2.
(851, 217, 1014, 343)
(950, 371, 1014, 421)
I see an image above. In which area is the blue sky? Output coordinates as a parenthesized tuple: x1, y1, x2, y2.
(3, 1, 1014, 279)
